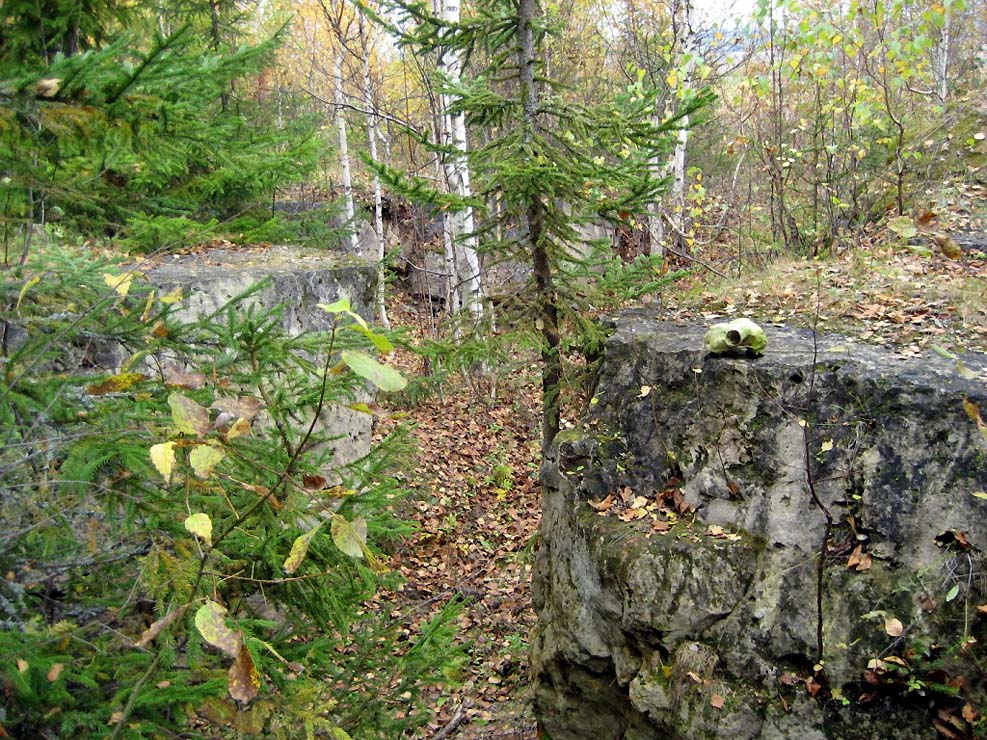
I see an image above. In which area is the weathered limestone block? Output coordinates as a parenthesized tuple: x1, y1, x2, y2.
(145, 246, 377, 467)
(532, 309, 987, 739)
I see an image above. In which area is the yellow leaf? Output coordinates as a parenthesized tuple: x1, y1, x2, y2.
(283, 524, 323, 574)
(185, 512, 213, 546)
(638, 385, 652, 398)
(86, 372, 149, 395)
(194, 601, 242, 658)
(820, 439, 834, 453)
(16, 275, 42, 313)
(169, 393, 210, 436)
(884, 616, 904, 637)
(150, 441, 176, 482)
(160, 286, 183, 304)
(189, 444, 224, 479)
(103, 272, 134, 297)
(226, 418, 251, 439)
(140, 289, 156, 322)
(36, 78, 61, 97)
(228, 645, 261, 703)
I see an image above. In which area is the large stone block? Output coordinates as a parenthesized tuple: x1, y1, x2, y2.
(144, 246, 377, 468)
(532, 309, 987, 739)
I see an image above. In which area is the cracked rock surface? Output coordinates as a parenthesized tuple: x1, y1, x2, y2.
(531, 309, 987, 739)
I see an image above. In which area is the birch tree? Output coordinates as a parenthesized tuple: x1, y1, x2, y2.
(358, 8, 390, 326)
(434, 0, 484, 320)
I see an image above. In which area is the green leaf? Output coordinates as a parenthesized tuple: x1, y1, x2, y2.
(283, 523, 323, 574)
(340, 350, 407, 392)
(972, 492, 987, 501)
(319, 297, 351, 314)
(194, 601, 242, 658)
(319, 298, 369, 330)
(887, 215, 917, 239)
(189, 444, 224, 478)
(351, 324, 394, 353)
(169, 393, 210, 436)
(185, 512, 213, 546)
(946, 584, 960, 602)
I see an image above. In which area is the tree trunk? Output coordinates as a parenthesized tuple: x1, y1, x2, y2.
(518, 0, 561, 451)
(358, 10, 389, 327)
(333, 49, 360, 255)
(668, 0, 694, 254)
(435, 0, 483, 320)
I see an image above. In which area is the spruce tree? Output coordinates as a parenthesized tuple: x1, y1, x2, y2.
(0, 0, 319, 254)
(380, 0, 713, 448)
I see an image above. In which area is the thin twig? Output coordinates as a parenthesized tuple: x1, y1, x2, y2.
(433, 701, 470, 740)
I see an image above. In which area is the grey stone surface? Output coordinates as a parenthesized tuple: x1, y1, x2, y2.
(144, 245, 377, 468)
(532, 309, 987, 739)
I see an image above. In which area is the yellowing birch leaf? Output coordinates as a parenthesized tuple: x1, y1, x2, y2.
(169, 393, 210, 436)
(160, 286, 183, 304)
(184, 512, 213, 545)
(140, 290, 155, 322)
(820, 439, 834, 453)
(884, 616, 904, 637)
(86, 372, 148, 395)
(103, 272, 133, 297)
(330, 514, 368, 559)
(16, 275, 42, 313)
(225, 418, 251, 439)
(283, 523, 323, 574)
(194, 601, 241, 658)
(189, 444, 224, 478)
(150, 441, 176, 482)
(228, 645, 260, 703)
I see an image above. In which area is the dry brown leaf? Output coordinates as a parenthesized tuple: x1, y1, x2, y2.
(932, 233, 963, 259)
(46, 663, 64, 682)
(710, 693, 725, 709)
(134, 606, 187, 648)
(228, 646, 261, 704)
(163, 365, 207, 390)
(211, 396, 263, 421)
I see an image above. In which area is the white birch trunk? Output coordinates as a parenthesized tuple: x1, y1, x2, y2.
(649, 0, 695, 257)
(669, 0, 694, 252)
(358, 11, 389, 327)
(333, 49, 360, 255)
(936, 2, 950, 103)
(435, 0, 483, 319)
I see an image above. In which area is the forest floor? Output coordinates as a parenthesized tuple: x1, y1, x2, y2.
(377, 233, 986, 739)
